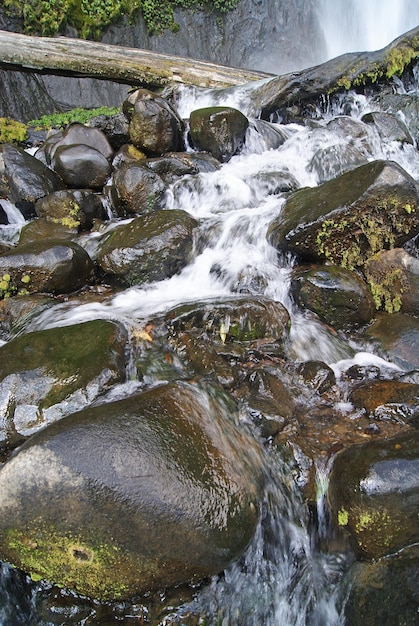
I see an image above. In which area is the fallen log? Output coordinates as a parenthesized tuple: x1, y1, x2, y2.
(0, 29, 273, 89)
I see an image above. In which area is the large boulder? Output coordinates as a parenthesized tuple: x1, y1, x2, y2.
(44, 123, 114, 164)
(97, 209, 198, 285)
(189, 107, 249, 162)
(267, 160, 419, 269)
(0, 240, 94, 295)
(52, 144, 111, 190)
(0, 381, 264, 600)
(328, 431, 419, 559)
(0, 319, 128, 445)
(0, 144, 64, 218)
(125, 89, 184, 156)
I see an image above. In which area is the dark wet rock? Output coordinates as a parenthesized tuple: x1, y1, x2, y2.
(0, 293, 55, 340)
(290, 264, 375, 329)
(349, 378, 419, 426)
(35, 189, 107, 231)
(172, 151, 221, 173)
(361, 111, 414, 144)
(0, 319, 128, 445)
(0, 240, 94, 295)
(111, 143, 147, 169)
(363, 248, 419, 314)
(52, 144, 111, 190)
(244, 366, 296, 438)
(189, 107, 249, 162)
(110, 161, 167, 216)
(0, 144, 64, 217)
(0, 202, 8, 225)
(97, 209, 197, 286)
(268, 160, 419, 269)
(19, 218, 77, 245)
(44, 123, 114, 165)
(173, 332, 236, 389)
(328, 430, 419, 559)
(369, 91, 419, 145)
(0, 381, 263, 600)
(249, 119, 288, 151)
(296, 360, 336, 395)
(364, 313, 419, 370)
(250, 170, 299, 195)
(125, 89, 184, 156)
(308, 140, 367, 183)
(342, 544, 419, 626)
(166, 296, 290, 344)
(144, 155, 199, 185)
(86, 112, 130, 151)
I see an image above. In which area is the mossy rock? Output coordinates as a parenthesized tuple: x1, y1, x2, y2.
(328, 431, 419, 559)
(189, 106, 249, 162)
(0, 319, 128, 443)
(267, 160, 419, 270)
(165, 296, 290, 344)
(0, 381, 263, 600)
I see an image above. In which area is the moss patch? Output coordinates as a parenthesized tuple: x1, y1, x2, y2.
(0, 117, 28, 144)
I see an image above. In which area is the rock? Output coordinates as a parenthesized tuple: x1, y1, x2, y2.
(0, 143, 64, 217)
(249, 119, 288, 151)
(166, 296, 290, 344)
(35, 189, 107, 230)
(0, 239, 94, 295)
(110, 161, 167, 215)
(361, 111, 414, 144)
(189, 107, 249, 162)
(97, 209, 197, 286)
(0, 319, 127, 445)
(363, 248, 419, 314)
(308, 140, 367, 183)
(349, 378, 419, 426)
(44, 123, 114, 164)
(364, 313, 419, 370)
(342, 544, 419, 626)
(86, 112, 129, 151)
(267, 160, 419, 269)
(52, 144, 111, 190)
(296, 360, 336, 395)
(19, 218, 77, 244)
(328, 431, 419, 559)
(290, 264, 375, 329)
(126, 88, 184, 156)
(0, 381, 264, 600)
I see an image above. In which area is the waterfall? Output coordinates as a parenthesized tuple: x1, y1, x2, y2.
(318, 0, 419, 61)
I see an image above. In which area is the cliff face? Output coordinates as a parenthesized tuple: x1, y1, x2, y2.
(0, 0, 326, 120)
(102, 0, 325, 75)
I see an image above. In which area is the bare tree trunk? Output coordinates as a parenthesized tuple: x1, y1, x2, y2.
(0, 30, 273, 89)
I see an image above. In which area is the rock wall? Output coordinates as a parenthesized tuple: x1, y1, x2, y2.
(0, 0, 325, 120)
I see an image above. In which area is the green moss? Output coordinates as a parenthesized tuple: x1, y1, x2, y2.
(28, 105, 121, 130)
(5, 526, 134, 600)
(4, 0, 239, 39)
(338, 508, 349, 526)
(0, 117, 28, 144)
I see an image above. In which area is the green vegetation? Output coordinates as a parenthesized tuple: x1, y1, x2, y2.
(28, 105, 121, 130)
(0, 117, 28, 144)
(0, 273, 31, 299)
(4, 0, 239, 39)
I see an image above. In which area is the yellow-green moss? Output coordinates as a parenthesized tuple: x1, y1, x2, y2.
(338, 508, 349, 526)
(5, 526, 136, 600)
(28, 106, 121, 130)
(0, 118, 28, 144)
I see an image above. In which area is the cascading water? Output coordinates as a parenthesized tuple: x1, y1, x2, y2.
(317, 0, 419, 60)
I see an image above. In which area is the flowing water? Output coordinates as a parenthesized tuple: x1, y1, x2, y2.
(0, 18, 419, 626)
(317, 0, 419, 60)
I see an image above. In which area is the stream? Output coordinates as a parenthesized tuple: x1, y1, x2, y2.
(0, 67, 418, 623)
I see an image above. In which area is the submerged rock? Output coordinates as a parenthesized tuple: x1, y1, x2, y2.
(364, 313, 419, 370)
(0, 381, 264, 600)
(328, 431, 419, 559)
(268, 160, 419, 269)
